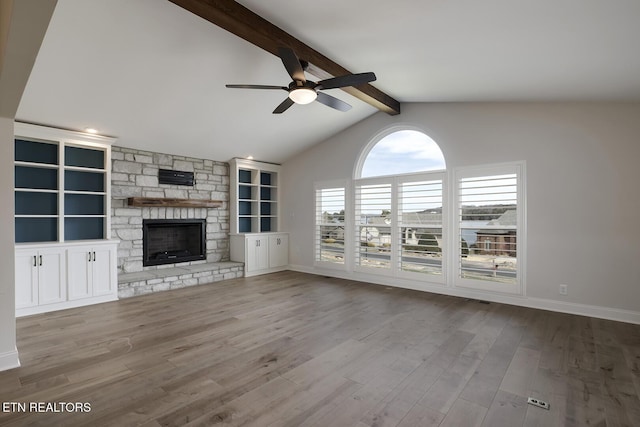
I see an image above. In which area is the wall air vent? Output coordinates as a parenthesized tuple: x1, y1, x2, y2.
(158, 169, 194, 186)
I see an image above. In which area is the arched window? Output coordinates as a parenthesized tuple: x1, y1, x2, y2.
(314, 126, 524, 295)
(358, 129, 445, 178)
(354, 129, 447, 280)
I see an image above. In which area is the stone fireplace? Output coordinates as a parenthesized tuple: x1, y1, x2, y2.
(111, 146, 230, 273)
(111, 146, 243, 298)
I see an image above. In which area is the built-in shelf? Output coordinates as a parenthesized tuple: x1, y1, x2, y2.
(230, 159, 280, 234)
(14, 123, 114, 243)
(14, 123, 119, 317)
(127, 197, 223, 208)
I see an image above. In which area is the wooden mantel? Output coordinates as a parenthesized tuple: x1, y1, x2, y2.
(127, 197, 223, 208)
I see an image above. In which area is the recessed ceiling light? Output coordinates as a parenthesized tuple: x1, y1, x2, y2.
(247, 156, 254, 160)
(85, 128, 98, 134)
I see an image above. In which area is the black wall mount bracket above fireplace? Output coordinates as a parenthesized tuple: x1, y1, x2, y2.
(143, 219, 206, 267)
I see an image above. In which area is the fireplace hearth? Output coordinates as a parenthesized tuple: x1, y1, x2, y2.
(143, 219, 206, 266)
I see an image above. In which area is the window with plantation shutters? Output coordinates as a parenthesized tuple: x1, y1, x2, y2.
(351, 173, 446, 279)
(456, 163, 524, 294)
(355, 182, 392, 270)
(313, 127, 526, 297)
(399, 178, 444, 277)
(350, 129, 448, 278)
(315, 186, 346, 265)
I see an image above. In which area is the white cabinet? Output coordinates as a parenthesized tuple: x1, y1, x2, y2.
(92, 246, 117, 296)
(15, 251, 37, 309)
(269, 234, 288, 268)
(67, 244, 117, 300)
(230, 233, 288, 277)
(15, 247, 65, 309)
(246, 235, 269, 273)
(15, 240, 119, 317)
(66, 248, 92, 300)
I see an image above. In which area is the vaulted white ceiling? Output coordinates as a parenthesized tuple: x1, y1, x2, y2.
(16, 0, 640, 163)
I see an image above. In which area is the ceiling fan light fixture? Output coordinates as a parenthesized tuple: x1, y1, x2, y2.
(288, 87, 317, 105)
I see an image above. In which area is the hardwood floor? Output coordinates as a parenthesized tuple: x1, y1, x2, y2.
(1, 271, 640, 426)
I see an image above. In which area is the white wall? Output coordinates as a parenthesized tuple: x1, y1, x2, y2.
(282, 102, 640, 321)
(0, 117, 18, 369)
(0, 0, 56, 371)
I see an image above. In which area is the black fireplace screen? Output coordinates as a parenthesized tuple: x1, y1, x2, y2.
(143, 219, 206, 266)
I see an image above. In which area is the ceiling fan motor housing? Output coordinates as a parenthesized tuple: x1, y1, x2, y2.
(289, 81, 317, 91)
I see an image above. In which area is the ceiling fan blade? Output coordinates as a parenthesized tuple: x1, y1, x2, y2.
(317, 72, 376, 90)
(273, 97, 295, 114)
(226, 84, 288, 90)
(316, 92, 352, 112)
(278, 47, 306, 83)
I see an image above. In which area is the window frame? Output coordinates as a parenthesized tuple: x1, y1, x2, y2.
(352, 171, 447, 284)
(396, 172, 447, 283)
(314, 180, 349, 271)
(353, 175, 395, 276)
(452, 162, 526, 295)
(312, 127, 527, 300)
(354, 125, 446, 180)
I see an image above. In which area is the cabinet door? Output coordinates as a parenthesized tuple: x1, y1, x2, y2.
(37, 248, 66, 305)
(269, 234, 288, 268)
(67, 246, 93, 300)
(15, 250, 38, 308)
(246, 235, 269, 272)
(92, 246, 115, 296)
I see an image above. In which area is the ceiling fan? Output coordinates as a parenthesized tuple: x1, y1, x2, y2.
(226, 47, 377, 114)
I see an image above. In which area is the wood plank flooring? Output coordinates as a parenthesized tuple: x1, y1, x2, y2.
(1, 271, 640, 426)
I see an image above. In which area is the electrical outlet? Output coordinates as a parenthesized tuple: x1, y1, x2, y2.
(528, 397, 550, 410)
(559, 284, 568, 295)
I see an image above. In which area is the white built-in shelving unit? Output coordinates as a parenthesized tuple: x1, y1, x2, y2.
(229, 158, 288, 276)
(14, 123, 119, 316)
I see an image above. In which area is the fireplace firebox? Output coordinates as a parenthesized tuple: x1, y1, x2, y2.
(142, 219, 206, 266)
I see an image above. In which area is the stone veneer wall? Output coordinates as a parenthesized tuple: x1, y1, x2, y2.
(111, 146, 230, 273)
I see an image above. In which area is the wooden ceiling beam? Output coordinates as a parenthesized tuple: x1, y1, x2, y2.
(168, 0, 401, 115)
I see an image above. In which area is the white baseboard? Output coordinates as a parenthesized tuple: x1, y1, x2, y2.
(0, 348, 20, 372)
(16, 294, 118, 318)
(244, 265, 288, 278)
(288, 264, 640, 325)
(520, 297, 640, 325)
